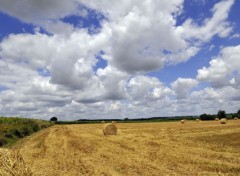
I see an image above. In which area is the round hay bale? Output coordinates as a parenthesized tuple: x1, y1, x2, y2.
(111, 121, 116, 124)
(215, 118, 219, 121)
(103, 123, 117, 135)
(0, 149, 32, 175)
(101, 120, 105, 124)
(196, 119, 200, 122)
(234, 117, 238, 120)
(181, 120, 185, 124)
(220, 118, 227, 124)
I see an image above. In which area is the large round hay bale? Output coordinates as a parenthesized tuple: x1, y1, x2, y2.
(220, 118, 227, 124)
(0, 149, 32, 176)
(234, 117, 238, 120)
(196, 119, 200, 122)
(103, 123, 117, 135)
(215, 118, 219, 121)
(181, 120, 185, 124)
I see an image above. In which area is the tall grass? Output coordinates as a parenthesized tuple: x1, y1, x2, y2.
(0, 117, 54, 147)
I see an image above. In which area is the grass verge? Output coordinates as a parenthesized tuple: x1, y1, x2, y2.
(0, 117, 54, 147)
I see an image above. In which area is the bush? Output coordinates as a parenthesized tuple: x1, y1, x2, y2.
(12, 129, 24, 138)
(0, 138, 7, 147)
(21, 127, 30, 136)
(32, 124, 40, 132)
(4, 132, 14, 139)
(41, 124, 47, 129)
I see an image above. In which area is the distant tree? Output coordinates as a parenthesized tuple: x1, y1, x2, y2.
(50, 117, 58, 122)
(237, 109, 240, 117)
(217, 110, 226, 119)
(200, 114, 214, 121)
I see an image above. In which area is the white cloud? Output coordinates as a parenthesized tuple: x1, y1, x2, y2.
(0, 0, 84, 35)
(190, 86, 240, 114)
(0, 0, 238, 119)
(209, 44, 215, 51)
(127, 75, 172, 100)
(0, 0, 79, 22)
(230, 33, 240, 39)
(96, 66, 128, 100)
(171, 78, 198, 99)
(197, 45, 240, 87)
(0, 0, 235, 72)
(0, 30, 110, 90)
(179, 0, 234, 43)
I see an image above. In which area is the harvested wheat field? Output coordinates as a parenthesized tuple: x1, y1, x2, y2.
(11, 120, 240, 176)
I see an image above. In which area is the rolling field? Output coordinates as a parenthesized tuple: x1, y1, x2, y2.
(10, 120, 240, 175)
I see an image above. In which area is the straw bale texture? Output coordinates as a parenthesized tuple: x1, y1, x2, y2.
(103, 123, 117, 135)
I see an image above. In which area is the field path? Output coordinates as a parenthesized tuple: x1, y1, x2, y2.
(13, 121, 240, 176)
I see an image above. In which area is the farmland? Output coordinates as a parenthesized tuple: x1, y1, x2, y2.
(3, 120, 239, 175)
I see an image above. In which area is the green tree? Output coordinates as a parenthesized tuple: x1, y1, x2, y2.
(200, 114, 214, 121)
(50, 117, 58, 122)
(217, 110, 226, 119)
(237, 109, 240, 117)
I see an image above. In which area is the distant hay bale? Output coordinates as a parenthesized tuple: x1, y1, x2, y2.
(220, 118, 227, 124)
(103, 123, 117, 135)
(234, 117, 238, 120)
(0, 149, 32, 176)
(101, 120, 105, 124)
(215, 118, 219, 121)
(181, 120, 185, 124)
(111, 121, 116, 124)
(196, 119, 200, 122)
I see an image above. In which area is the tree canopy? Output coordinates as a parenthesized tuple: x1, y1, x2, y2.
(217, 110, 226, 119)
(50, 117, 58, 122)
(199, 114, 215, 121)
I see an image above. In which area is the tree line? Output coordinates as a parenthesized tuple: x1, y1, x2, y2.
(200, 109, 240, 121)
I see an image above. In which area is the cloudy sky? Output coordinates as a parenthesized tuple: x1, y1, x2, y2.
(0, 0, 239, 120)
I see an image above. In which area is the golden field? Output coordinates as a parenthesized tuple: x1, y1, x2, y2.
(3, 120, 240, 176)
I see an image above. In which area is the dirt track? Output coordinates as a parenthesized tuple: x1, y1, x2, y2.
(13, 121, 240, 176)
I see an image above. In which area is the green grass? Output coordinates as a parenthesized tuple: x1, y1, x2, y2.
(0, 117, 54, 147)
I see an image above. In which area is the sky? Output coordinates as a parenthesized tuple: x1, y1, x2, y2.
(0, 0, 240, 120)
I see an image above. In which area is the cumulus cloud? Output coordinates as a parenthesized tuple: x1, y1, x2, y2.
(91, 0, 233, 73)
(127, 76, 172, 101)
(0, 0, 84, 35)
(0, 30, 110, 90)
(0, 0, 79, 22)
(197, 45, 240, 87)
(0, 0, 238, 119)
(179, 0, 234, 43)
(96, 66, 128, 100)
(0, 0, 235, 72)
(190, 86, 240, 113)
(104, 0, 187, 73)
(171, 78, 198, 99)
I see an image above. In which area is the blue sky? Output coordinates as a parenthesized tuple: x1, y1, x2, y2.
(0, 0, 239, 120)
